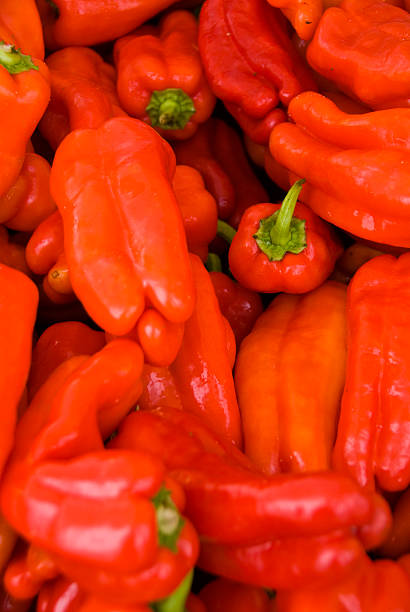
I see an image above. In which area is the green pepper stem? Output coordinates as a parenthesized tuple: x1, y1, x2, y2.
(152, 570, 193, 612)
(146, 88, 196, 131)
(206, 253, 222, 272)
(217, 220, 236, 245)
(0, 42, 38, 74)
(269, 179, 305, 246)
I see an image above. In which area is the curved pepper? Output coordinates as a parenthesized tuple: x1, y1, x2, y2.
(270, 92, 410, 248)
(50, 117, 194, 336)
(306, 0, 410, 109)
(110, 406, 382, 545)
(35, 0, 181, 49)
(139, 254, 242, 446)
(25, 209, 64, 276)
(267, 0, 323, 40)
(333, 253, 410, 492)
(0, 42, 50, 199)
(173, 117, 268, 223)
(227, 180, 343, 293)
(40, 46, 127, 151)
(172, 165, 218, 261)
(198, 0, 316, 144)
(0, 264, 38, 478)
(0, 153, 56, 232)
(0, 0, 44, 59)
(235, 281, 347, 475)
(1, 342, 199, 604)
(114, 11, 215, 140)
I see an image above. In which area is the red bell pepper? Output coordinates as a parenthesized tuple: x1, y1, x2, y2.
(0, 0, 44, 59)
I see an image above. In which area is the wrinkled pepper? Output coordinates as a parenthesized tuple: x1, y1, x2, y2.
(270, 92, 410, 247)
(35, 0, 181, 49)
(0, 264, 38, 478)
(139, 254, 242, 446)
(198, 0, 316, 144)
(114, 11, 215, 140)
(110, 406, 383, 545)
(50, 117, 194, 336)
(0, 153, 56, 232)
(235, 281, 347, 475)
(333, 254, 410, 492)
(1, 0, 44, 59)
(307, 0, 410, 109)
(1, 342, 199, 605)
(227, 180, 343, 293)
(40, 46, 126, 151)
(173, 117, 268, 223)
(0, 41, 50, 199)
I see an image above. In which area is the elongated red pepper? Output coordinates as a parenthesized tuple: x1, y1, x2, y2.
(0, 264, 38, 478)
(333, 253, 410, 492)
(173, 117, 268, 223)
(198, 0, 316, 143)
(50, 117, 194, 336)
(1, 0, 44, 59)
(227, 180, 342, 294)
(139, 254, 242, 446)
(40, 46, 127, 151)
(0, 42, 50, 198)
(114, 11, 216, 140)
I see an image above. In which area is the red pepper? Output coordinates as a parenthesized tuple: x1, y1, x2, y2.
(227, 180, 343, 294)
(198, 0, 316, 144)
(50, 117, 194, 336)
(199, 578, 273, 611)
(333, 253, 410, 492)
(139, 254, 242, 446)
(0, 153, 56, 232)
(25, 209, 64, 276)
(114, 10, 216, 140)
(378, 487, 410, 558)
(0, 227, 32, 276)
(40, 46, 127, 151)
(0, 0, 44, 59)
(173, 117, 268, 223)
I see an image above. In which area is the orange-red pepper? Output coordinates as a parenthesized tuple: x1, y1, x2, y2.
(235, 281, 347, 475)
(40, 46, 126, 151)
(0, 227, 31, 276)
(267, 0, 323, 40)
(1, 0, 44, 59)
(307, 0, 410, 109)
(50, 117, 194, 336)
(199, 578, 274, 611)
(0, 42, 50, 199)
(333, 253, 410, 492)
(270, 92, 410, 247)
(378, 487, 410, 559)
(114, 11, 215, 140)
(173, 117, 268, 223)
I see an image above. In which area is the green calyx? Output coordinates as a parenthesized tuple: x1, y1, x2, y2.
(254, 179, 306, 261)
(0, 42, 38, 75)
(146, 88, 196, 130)
(217, 219, 236, 245)
(46, 0, 60, 18)
(206, 252, 222, 272)
(151, 570, 193, 612)
(152, 485, 184, 553)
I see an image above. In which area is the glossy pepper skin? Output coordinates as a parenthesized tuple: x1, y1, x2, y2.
(40, 46, 126, 151)
(0, 42, 50, 199)
(110, 406, 382, 545)
(235, 281, 347, 476)
(35, 0, 180, 49)
(139, 254, 242, 446)
(0, 264, 38, 478)
(0, 153, 56, 232)
(333, 253, 410, 492)
(1, 343, 199, 605)
(25, 209, 64, 277)
(270, 92, 410, 248)
(198, 0, 316, 144)
(0, 0, 44, 59)
(209, 269, 263, 347)
(173, 165, 218, 261)
(114, 11, 215, 140)
(307, 0, 410, 109)
(273, 554, 410, 611)
(228, 180, 343, 293)
(50, 117, 194, 336)
(267, 0, 323, 41)
(173, 117, 268, 223)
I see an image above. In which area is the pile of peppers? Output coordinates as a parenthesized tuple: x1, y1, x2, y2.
(0, 0, 409, 610)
